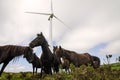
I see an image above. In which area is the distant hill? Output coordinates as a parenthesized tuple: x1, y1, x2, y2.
(110, 62, 120, 70)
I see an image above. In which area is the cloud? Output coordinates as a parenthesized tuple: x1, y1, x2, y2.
(0, 0, 120, 72)
(100, 40, 120, 55)
(58, 23, 120, 52)
(4, 64, 31, 72)
(56, 0, 120, 54)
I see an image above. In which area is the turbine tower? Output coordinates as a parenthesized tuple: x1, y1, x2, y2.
(26, 0, 70, 50)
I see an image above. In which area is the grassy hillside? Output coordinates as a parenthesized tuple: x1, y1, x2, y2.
(0, 63, 120, 80)
(111, 62, 120, 70)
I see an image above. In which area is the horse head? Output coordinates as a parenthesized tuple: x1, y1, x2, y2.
(29, 32, 49, 48)
(53, 46, 65, 64)
(23, 47, 34, 63)
(92, 56, 100, 68)
(53, 46, 58, 52)
(54, 46, 64, 57)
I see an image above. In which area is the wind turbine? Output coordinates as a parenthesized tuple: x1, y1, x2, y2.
(25, 0, 70, 50)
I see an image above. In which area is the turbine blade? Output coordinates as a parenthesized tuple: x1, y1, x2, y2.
(54, 15, 71, 30)
(48, 16, 51, 21)
(25, 12, 51, 15)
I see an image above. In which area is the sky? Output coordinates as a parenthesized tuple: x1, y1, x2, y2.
(0, 0, 120, 72)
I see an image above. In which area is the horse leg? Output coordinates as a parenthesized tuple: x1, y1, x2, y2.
(40, 66, 43, 78)
(50, 67, 52, 75)
(33, 66, 35, 76)
(0, 61, 10, 76)
(36, 67, 37, 74)
(68, 68, 70, 74)
(65, 68, 67, 73)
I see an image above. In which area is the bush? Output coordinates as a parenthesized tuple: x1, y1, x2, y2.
(0, 63, 120, 80)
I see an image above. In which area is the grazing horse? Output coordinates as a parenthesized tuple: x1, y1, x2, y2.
(0, 45, 34, 76)
(29, 32, 55, 77)
(60, 56, 70, 73)
(54, 46, 94, 67)
(29, 53, 42, 76)
(92, 56, 100, 68)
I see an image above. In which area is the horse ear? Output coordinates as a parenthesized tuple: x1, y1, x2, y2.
(53, 46, 57, 49)
(53, 46, 56, 49)
(59, 46, 62, 50)
(37, 34, 40, 36)
(40, 32, 43, 35)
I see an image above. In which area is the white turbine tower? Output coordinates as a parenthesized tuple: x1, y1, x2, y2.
(26, 0, 70, 51)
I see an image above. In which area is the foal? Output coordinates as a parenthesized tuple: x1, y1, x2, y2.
(30, 53, 42, 76)
(61, 57, 70, 73)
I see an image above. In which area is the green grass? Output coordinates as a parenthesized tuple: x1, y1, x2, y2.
(0, 62, 120, 80)
(111, 62, 120, 70)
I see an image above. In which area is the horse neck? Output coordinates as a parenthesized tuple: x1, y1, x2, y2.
(41, 43, 52, 55)
(63, 49, 77, 62)
(62, 50, 72, 61)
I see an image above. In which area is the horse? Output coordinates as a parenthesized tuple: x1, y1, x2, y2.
(60, 56, 70, 73)
(29, 32, 56, 77)
(92, 56, 100, 68)
(52, 53, 60, 73)
(53, 46, 70, 73)
(0, 45, 34, 76)
(29, 53, 42, 76)
(54, 46, 94, 67)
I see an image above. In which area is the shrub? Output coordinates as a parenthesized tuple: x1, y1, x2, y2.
(0, 63, 120, 80)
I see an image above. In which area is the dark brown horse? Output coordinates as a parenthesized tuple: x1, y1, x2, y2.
(92, 56, 100, 68)
(54, 46, 94, 67)
(29, 53, 42, 76)
(0, 45, 34, 76)
(29, 32, 56, 77)
(53, 46, 70, 72)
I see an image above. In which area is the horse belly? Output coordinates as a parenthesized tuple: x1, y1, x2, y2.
(78, 57, 90, 66)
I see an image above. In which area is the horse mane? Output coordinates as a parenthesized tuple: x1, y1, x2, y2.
(62, 48, 77, 55)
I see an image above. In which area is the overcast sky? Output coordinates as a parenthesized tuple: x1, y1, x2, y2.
(0, 0, 120, 72)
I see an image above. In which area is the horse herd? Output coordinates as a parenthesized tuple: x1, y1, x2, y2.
(0, 32, 100, 77)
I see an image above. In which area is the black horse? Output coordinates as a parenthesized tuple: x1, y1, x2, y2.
(0, 45, 34, 76)
(29, 32, 58, 77)
(29, 53, 42, 76)
(54, 46, 94, 67)
(52, 53, 60, 73)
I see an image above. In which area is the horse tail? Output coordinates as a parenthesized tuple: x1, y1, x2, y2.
(92, 56, 100, 68)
